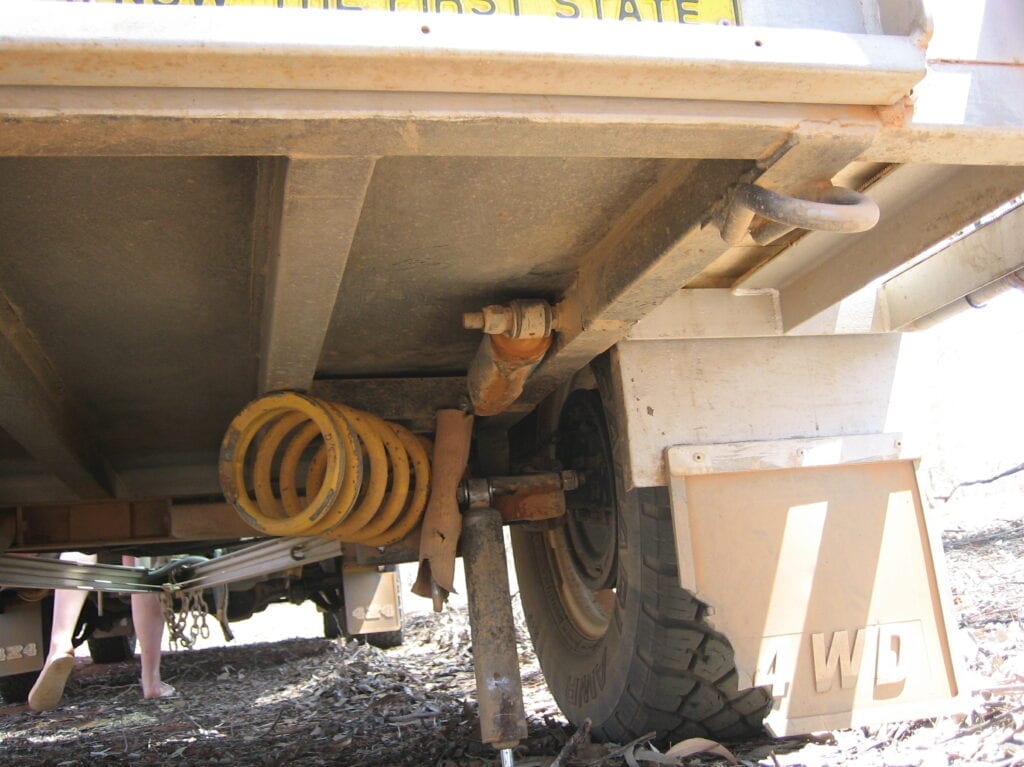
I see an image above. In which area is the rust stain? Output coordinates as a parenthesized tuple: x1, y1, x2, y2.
(876, 96, 915, 129)
(493, 488, 565, 523)
(469, 335, 552, 417)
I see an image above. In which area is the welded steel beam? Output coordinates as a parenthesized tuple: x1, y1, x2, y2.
(0, 88, 876, 162)
(0, 290, 113, 501)
(735, 165, 1024, 331)
(1, 500, 259, 553)
(495, 127, 875, 423)
(310, 376, 468, 432)
(258, 158, 376, 393)
(0, 4, 1020, 164)
(865, 0, 1024, 166)
(881, 201, 1024, 330)
(0, 3, 924, 105)
(0, 536, 342, 592)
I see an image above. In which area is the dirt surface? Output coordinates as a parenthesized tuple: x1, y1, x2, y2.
(2, 491, 1023, 766)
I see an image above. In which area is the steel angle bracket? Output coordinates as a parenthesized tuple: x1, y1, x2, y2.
(664, 434, 965, 736)
(0, 537, 343, 594)
(170, 536, 343, 591)
(0, 555, 158, 593)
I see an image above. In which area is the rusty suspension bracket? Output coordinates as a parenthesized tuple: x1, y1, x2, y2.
(463, 299, 557, 417)
(457, 470, 582, 523)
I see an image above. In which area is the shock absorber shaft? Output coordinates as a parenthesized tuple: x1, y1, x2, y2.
(462, 507, 528, 752)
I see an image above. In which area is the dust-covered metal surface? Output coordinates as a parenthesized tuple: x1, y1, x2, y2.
(0, 157, 259, 501)
(0, 0, 1018, 514)
(317, 156, 671, 378)
(0, 500, 257, 552)
(462, 507, 529, 748)
(415, 409, 473, 598)
(0, 1, 927, 104)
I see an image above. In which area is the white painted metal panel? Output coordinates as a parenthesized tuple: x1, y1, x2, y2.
(612, 335, 902, 488)
(626, 288, 886, 340)
(0, 2, 925, 104)
(924, 0, 1024, 65)
(882, 203, 1024, 330)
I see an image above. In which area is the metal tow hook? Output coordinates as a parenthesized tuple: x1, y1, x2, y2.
(720, 182, 880, 246)
(462, 503, 529, 764)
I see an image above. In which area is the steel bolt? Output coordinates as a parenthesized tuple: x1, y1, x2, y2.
(462, 311, 486, 330)
(463, 301, 555, 338)
(560, 470, 582, 491)
(463, 305, 514, 335)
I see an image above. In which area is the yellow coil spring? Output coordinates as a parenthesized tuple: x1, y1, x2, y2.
(219, 392, 430, 546)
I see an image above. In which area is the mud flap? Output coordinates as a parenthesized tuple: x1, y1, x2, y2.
(342, 567, 402, 636)
(665, 435, 964, 736)
(0, 599, 45, 678)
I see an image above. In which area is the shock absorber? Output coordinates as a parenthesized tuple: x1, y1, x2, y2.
(219, 392, 430, 546)
(462, 506, 529, 758)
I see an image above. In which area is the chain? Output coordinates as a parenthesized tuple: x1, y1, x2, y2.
(160, 585, 211, 651)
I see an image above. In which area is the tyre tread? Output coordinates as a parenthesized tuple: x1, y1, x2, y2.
(514, 385, 770, 745)
(600, 487, 771, 743)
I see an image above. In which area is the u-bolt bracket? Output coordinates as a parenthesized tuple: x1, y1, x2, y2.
(720, 183, 880, 247)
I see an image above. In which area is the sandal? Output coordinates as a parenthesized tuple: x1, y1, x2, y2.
(144, 681, 178, 700)
(27, 655, 75, 712)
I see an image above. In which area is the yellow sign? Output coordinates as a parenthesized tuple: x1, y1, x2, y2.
(68, 0, 740, 25)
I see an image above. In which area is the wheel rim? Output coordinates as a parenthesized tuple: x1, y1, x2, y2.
(546, 389, 618, 641)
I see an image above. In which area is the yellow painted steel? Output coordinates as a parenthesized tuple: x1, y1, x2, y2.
(73, 0, 740, 26)
(219, 392, 431, 545)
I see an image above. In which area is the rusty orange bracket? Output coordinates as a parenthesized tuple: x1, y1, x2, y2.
(491, 475, 567, 523)
(463, 299, 556, 417)
(412, 408, 474, 606)
(467, 334, 552, 417)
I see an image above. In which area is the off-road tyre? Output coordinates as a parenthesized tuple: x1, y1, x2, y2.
(0, 671, 38, 704)
(511, 387, 770, 743)
(323, 610, 344, 640)
(365, 629, 404, 649)
(323, 610, 404, 648)
(87, 635, 136, 664)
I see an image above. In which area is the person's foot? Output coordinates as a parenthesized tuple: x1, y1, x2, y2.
(27, 654, 75, 712)
(142, 681, 176, 700)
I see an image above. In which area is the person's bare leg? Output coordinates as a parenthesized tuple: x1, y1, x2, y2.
(123, 556, 173, 699)
(28, 552, 95, 711)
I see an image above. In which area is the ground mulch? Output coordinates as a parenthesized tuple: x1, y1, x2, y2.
(2, 500, 1023, 766)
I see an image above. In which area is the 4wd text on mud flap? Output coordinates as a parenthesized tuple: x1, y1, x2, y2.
(0, 643, 38, 663)
(754, 622, 926, 699)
